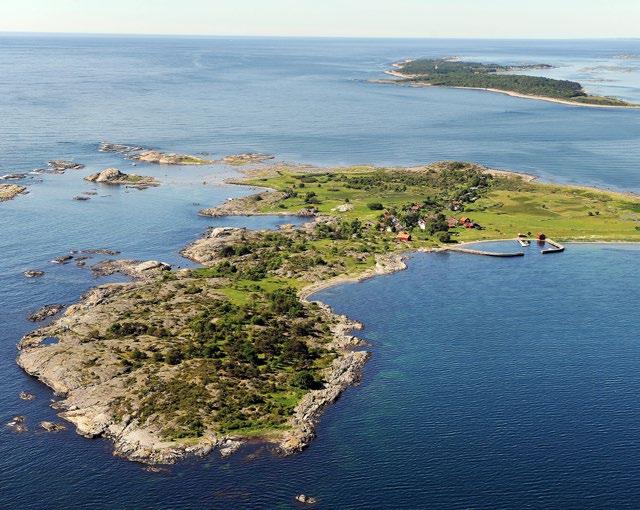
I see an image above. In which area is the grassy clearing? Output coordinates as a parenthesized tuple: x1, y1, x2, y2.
(243, 166, 640, 243)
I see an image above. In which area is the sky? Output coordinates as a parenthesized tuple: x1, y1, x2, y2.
(0, 0, 638, 39)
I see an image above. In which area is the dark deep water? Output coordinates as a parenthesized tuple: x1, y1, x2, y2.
(1, 36, 640, 509)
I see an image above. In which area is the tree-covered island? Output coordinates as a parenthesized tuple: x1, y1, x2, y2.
(17, 161, 640, 464)
(386, 58, 637, 107)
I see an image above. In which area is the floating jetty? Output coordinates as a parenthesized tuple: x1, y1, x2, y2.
(446, 236, 566, 258)
(541, 239, 565, 254)
(446, 246, 525, 257)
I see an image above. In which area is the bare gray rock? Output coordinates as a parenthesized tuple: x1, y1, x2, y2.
(295, 494, 318, 505)
(6, 416, 27, 433)
(40, 421, 66, 432)
(51, 255, 73, 264)
(91, 259, 171, 279)
(23, 270, 45, 278)
(28, 304, 64, 322)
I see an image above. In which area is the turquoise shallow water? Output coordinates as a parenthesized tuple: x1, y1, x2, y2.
(1, 36, 640, 509)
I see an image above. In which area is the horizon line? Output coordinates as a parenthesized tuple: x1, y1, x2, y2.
(0, 30, 638, 41)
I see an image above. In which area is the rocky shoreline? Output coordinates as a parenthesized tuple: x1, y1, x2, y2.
(16, 209, 392, 464)
(198, 190, 317, 218)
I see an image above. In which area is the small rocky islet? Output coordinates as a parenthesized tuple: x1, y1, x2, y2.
(99, 142, 213, 165)
(100, 141, 274, 166)
(47, 160, 85, 173)
(0, 183, 27, 202)
(84, 167, 159, 189)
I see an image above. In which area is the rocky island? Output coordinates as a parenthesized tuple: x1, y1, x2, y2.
(0, 183, 27, 202)
(48, 160, 85, 173)
(17, 160, 640, 464)
(383, 58, 637, 107)
(222, 153, 275, 165)
(85, 168, 159, 189)
(99, 142, 213, 165)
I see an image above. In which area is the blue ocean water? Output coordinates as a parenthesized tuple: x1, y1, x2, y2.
(1, 36, 640, 509)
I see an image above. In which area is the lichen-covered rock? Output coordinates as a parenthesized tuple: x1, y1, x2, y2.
(48, 160, 84, 172)
(84, 168, 159, 188)
(0, 184, 27, 202)
(135, 151, 211, 165)
(222, 153, 274, 165)
(91, 259, 171, 279)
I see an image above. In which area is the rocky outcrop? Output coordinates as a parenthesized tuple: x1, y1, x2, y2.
(84, 168, 159, 189)
(19, 391, 35, 401)
(99, 142, 212, 165)
(199, 191, 315, 218)
(222, 153, 274, 165)
(80, 248, 121, 256)
(1, 173, 28, 180)
(98, 143, 144, 156)
(23, 270, 45, 278)
(47, 160, 84, 173)
(91, 259, 171, 279)
(295, 494, 318, 505)
(181, 227, 248, 264)
(0, 184, 27, 202)
(51, 254, 73, 264)
(6, 416, 27, 433)
(135, 151, 212, 165)
(40, 421, 66, 432)
(28, 304, 64, 322)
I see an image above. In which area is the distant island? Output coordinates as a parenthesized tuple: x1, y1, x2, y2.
(384, 58, 637, 107)
(17, 157, 640, 464)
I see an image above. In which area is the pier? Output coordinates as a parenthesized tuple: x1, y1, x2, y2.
(446, 246, 525, 257)
(541, 239, 565, 254)
(446, 237, 566, 258)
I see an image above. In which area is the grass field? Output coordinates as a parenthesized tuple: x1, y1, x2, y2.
(241, 165, 640, 245)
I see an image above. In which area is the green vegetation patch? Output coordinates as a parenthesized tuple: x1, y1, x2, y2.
(396, 59, 634, 106)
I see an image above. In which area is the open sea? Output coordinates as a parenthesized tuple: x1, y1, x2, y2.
(1, 36, 639, 509)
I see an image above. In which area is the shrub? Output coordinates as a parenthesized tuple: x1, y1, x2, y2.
(436, 231, 452, 243)
(367, 202, 384, 210)
(291, 370, 317, 389)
